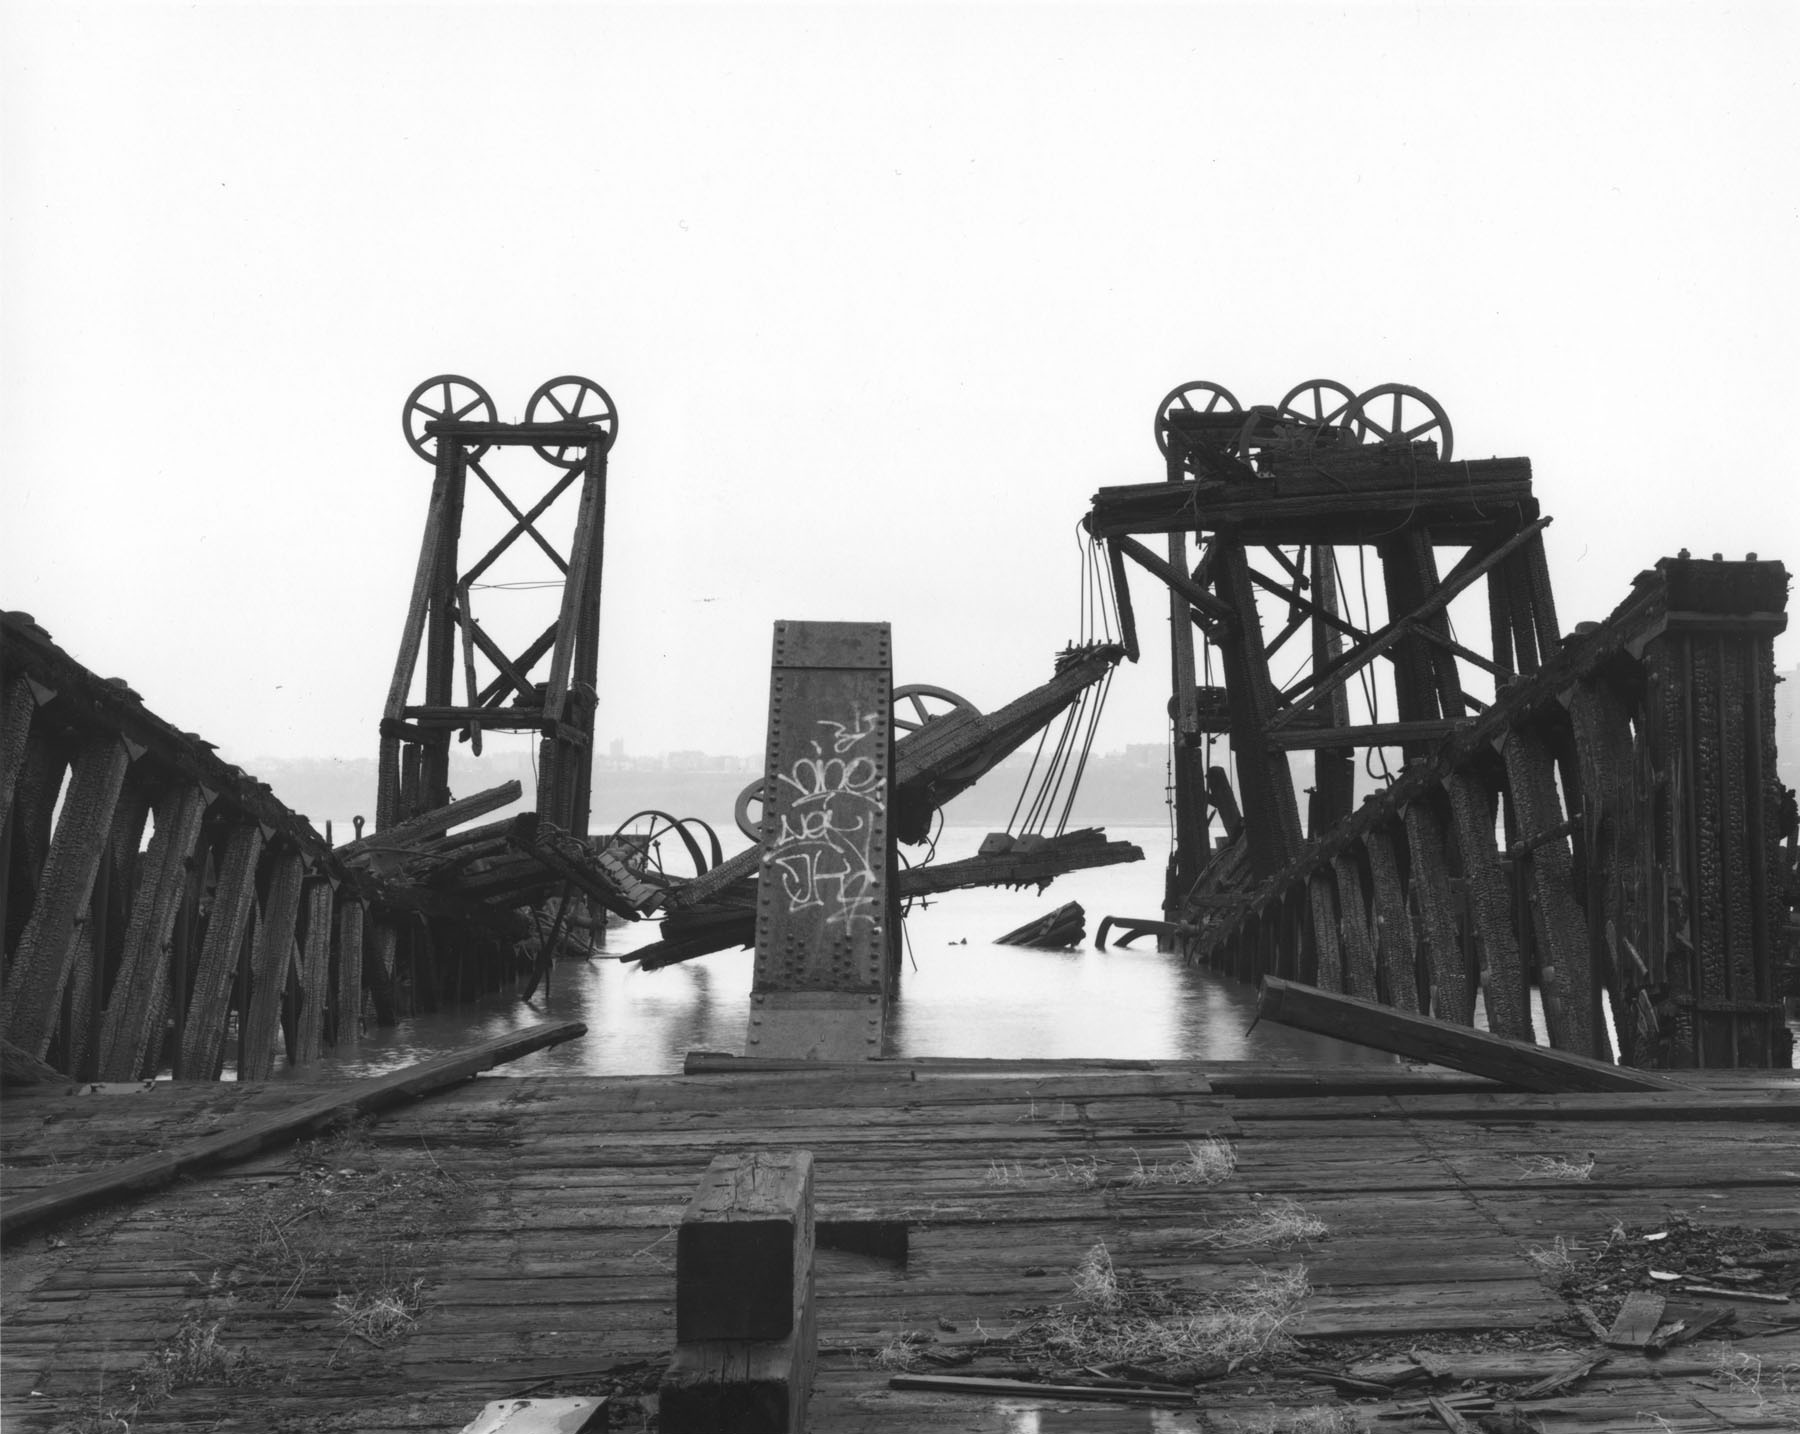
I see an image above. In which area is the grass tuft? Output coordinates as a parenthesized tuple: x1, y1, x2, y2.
(1523, 1234, 1578, 1289)
(1191, 1199, 1327, 1250)
(872, 1331, 928, 1371)
(1032, 1246, 1310, 1371)
(1512, 1153, 1595, 1182)
(1127, 1137, 1238, 1187)
(1224, 1408, 1369, 1434)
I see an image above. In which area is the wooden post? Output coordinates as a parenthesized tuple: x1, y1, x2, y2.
(1404, 793, 1474, 1025)
(1445, 769, 1532, 1041)
(1363, 826, 1420, 1012)
(294, 879, 334, 1064)
(0, 674, 38, 842)
(1331, 853, 1379, 1000)
(336, 899, 367, 1045)
(661, 1150, 816, 1434)
(239, 847, 306, 1080)
(1306, 870, 1342, 994)
(95, 783, 209, 1081)
(0, 733, 130, 1059)
(176, 821, 264, 1078)
(1500, 726, 1599, 1056)
(748, 622, 895, 1061)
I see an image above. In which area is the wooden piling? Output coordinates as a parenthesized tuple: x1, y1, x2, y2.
(0, 733, 131, 1059)
(176, 821, 264, 1079)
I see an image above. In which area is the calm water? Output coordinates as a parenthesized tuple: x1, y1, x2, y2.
(298, 824, 1395, 1079)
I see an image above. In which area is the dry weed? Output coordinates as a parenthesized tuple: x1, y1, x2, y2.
(1035, 1246, 1309, 1370)
(872, 1331, 928, 1371)
(1513, 1153, 1595, 1182)
(1191, 1199, 1327, 1250)
(1127, 1137, 1238, 1187)
(1523, 1234, 1577, 1289)
(1224, 1408, 1368, 1434)
(333, 1278, 424, 1347)
(1711, 1348, 1800, 1413)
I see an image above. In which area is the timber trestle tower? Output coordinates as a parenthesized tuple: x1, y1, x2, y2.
(1090, 380, 1793, 1070)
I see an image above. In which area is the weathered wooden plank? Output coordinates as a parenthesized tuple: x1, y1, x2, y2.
(1402, 796, 1472, 1023)
(343, 779, 522, 859)
(175, 820, 264, 1079)
(336, 897, 366, 1044)
(1256, 977, 1685, 1093)
(0, 1021, 586, 1241)
(239, 847, 306, 1081)
(1501, 726, 1599, 1056)
(0, 732, 131, 1059)
(1362, 827, 1419, 1012)
(1444, 769, 1532, 1040)
(293, 878, 334, 1063)
(1331, 853, 1378, 1000)
(1299, 868, 1338, 992)
(0, 672, 37, 840)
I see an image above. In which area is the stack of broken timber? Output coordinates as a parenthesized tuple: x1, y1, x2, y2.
(633, 830, 1143, 971)
(994, 901, 1086, 949)
(339, 780, 564, 917)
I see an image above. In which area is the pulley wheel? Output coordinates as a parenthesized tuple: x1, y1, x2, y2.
(1277, 378, 1358, 430)
(892, 683, 980, 735)
(1153, 381, 1242, 460)
(526, 375, 618, 467)
(734, 778, 771, 842)
(403, 375, 496, 464)
(1342, 384, 1453, 461)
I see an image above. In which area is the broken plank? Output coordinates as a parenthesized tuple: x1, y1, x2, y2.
(0, 1020, 586, 1242)
(1255, 977, 1685, 1093)
(1604, 1289, 1667, 1348)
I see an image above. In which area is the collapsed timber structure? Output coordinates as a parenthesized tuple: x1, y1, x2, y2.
(0, 376, 1144, 1080)
(1089, 379, 1796, 1069)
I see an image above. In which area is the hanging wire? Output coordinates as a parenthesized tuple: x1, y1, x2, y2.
(1054, 664, 1114, 835)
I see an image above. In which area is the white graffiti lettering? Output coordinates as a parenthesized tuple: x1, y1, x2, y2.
(769, 711, 885, 926)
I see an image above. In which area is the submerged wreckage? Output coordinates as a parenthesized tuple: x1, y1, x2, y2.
(0, 375, 1793, 1081)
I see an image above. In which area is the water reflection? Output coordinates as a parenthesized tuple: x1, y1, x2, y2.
(301, 825, 1392, 1080)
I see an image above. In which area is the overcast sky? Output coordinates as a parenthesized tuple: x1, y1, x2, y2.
(4, 1, 1796, 778)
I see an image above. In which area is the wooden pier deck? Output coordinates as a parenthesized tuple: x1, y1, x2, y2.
(3, 1059, 1797, 1432)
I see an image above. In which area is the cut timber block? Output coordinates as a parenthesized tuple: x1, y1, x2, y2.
(662, 1150, 817, 1434)
(677, 1151, 814, 1343)
(459, 1396, 608, 1433)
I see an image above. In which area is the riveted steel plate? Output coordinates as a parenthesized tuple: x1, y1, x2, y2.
(752, 620, 893, 1003)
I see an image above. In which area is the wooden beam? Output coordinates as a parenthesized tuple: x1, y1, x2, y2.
(1111, 534, 1234, 627)
(0, 1022, 587, 1242)
(94, 783, 210, 1081)
(336, 900, 366, 1046)
(239, 848, 306, 1081)
(1266, 720, 1463, 752)
(343, 781, 522, 858)
(1255, 977, 1684, 1092)
(0, 733, 131, 1059)
(1268, 517, 1552, 732)
(0, 673, 37, 839)
(294, 879, 334, 1063)
(177, 822, 265, 1079)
